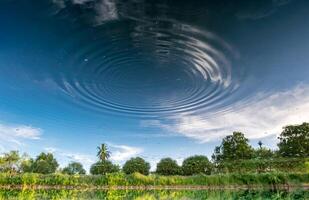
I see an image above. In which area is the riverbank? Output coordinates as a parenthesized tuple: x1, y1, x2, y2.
(0, 184, 309, 191)
(0, 172, 308, 188)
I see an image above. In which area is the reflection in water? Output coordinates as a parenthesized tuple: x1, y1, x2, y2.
(56, 20, 236, 116)
(0, 189, 308, 200)
(52, 0, 239, 117)
(1, 0, 309, 167)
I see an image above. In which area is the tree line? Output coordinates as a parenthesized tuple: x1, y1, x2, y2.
(0, 122, 308, 176)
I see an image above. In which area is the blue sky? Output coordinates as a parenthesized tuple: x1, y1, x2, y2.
(0, 0, 309, 171)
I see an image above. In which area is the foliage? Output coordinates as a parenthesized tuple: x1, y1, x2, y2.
(215, 158, 308, 173)
(122, 157, 150, 175)
(90, 160, 119, 175)
(97, 143, 111, 162)
(0, 151, 21, 173)
(156, 158, 181, 176)
(278, 122, 309, 157)
(31, 153, 59, 174)
(0, 172, 308, 187)
(254, 147, 275, 159)
(182, 155, 212, 175)
(20, 158, 34, 173)
(212, 132, 254, 163)
(0, 189, 308, 200)
(62, 162, 86, 175)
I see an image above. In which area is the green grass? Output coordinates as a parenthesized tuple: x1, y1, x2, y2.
(0, 189, 309, 200)
(0, 172, 308, 187)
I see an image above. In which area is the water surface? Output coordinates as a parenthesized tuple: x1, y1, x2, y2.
(0, 189, 308, 200)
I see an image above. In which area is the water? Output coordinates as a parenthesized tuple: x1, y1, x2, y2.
(1, 0, 309, 120)
(0, 189, 308, 200)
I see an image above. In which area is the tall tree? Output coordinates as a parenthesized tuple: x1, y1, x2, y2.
(182, 155, 212, 175)
(122, 157, 150, 175)
(97, 144, 111, 161)
(156, 158, 181, 176)
(212, 132, 254, 163)
(278, 122, 309, 157)
(32, 152, 59, 174)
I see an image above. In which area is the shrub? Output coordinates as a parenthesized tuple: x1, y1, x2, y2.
(122, 157, 150, 175)
(182, 155, 212, 175)
(156, 158, 181, 176)
(90, 160, 119, 175)
(62, 162, 86, 175)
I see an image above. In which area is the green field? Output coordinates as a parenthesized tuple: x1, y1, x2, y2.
(0, 172, 308, 189)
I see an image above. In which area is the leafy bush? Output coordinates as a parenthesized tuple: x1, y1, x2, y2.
(182, 155, 212, 175)
(156, 158, 181, 176)
(62, 162, 86, 175)
(0, 172, 308, 187)
(122, 157, 150, 175)
(90, 160, 119, 175)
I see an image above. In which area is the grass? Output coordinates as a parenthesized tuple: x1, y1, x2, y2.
(0, 172, 308, 188)
(0, 189, 309, 200)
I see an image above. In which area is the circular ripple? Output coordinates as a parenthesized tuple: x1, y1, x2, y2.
(52, 16, 239, 117)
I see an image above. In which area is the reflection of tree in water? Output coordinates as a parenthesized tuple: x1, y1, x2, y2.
(0, 189, 308, 199)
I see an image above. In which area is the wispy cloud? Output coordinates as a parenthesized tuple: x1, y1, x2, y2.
(53, 0, 118, 25)
(44, 147, 95, 170)
(142, 84, 309, 143)
(108, 143, 143, 162)
(0, 122, 42, 150)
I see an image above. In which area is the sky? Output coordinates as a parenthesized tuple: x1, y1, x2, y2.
(0, 0, 309, 171)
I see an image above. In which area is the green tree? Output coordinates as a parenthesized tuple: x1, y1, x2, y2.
(278, 122, 309, 157)
(32, 153, 59, 174)
(212, 132, 254, 163)
(122, 157, 150, 175)
(182, 155, 212, 175)
(90, 160, 119, 175)
(156, 158, 181, 176)
(97, 144, 111, 161)
(62, 162, 86, 175)
(20, 158, 34, 173)
(0, 151, 21, 173)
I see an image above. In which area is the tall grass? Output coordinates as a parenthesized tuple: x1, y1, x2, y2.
(0, 172, 308, 187)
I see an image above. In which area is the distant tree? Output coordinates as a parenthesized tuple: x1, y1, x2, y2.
(20, 158, 34, 173)
(62, 162, 86, 175)
(212, 132, 254, 163)
(97, 144, 111, 161)
(122, 157, 150, 175)
(0, 151, 21, 173)
(182, 155, 212, 175)
(254, 147, 275, 159)
(258, 141, 263, 149)
(32, 153, 59, 174)
(90, 160, 119, 175)
(278, 122, 309, 157)
(156, 158, 181, 176)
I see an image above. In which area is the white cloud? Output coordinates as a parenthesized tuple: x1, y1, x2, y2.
(94, 0, 118, 25)
(53, 0, 118, 25)
(0, 123, 42, 150)
(108, 143, 143, 162)
(44, 147, 95, 171)
(142, 84, 309, 143)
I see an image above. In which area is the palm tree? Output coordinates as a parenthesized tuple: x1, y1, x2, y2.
(97, 143, 111, 161)
(258, 141, 263, 149)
